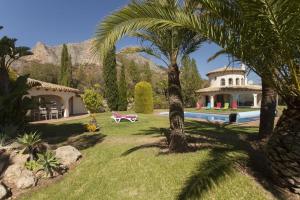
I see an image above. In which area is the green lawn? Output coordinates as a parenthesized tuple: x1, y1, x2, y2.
(21, 112, 276, 200)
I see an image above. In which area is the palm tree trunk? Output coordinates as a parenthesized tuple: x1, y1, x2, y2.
(258, 80, 276, 139)
(168, 63, 189, 152)
(266, 97, 300, 194)
(0, 67, 10, 95)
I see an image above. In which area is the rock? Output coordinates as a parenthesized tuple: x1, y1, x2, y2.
(16, 170, 36, 189)
(55, 146, 81, 166)
(0, 152, 10, 175)
(3, 165, 36, 189)
(0, 183, 8, 200)
(10, 153, 29, 165)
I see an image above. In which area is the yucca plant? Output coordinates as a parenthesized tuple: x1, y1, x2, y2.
(17, 131, 42, 160)
(93, 0, 300, 193)
(37, 151, 60, 178)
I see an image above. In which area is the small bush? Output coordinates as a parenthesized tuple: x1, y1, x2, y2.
(86, 124, 97, 132)
(134, 81, 153, 114)
(82, 88, 104, 113)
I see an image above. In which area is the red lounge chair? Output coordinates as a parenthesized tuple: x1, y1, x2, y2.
(215, 102, 222, 110)
(196, 102, 203, 109)
(231, 101, 238, 109)
(111, 112, 138, 123)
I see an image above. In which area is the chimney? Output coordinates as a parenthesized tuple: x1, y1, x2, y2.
(241, 63, 246, 70)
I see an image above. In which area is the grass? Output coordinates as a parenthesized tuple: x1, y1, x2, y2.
(21, 112, 276, 200)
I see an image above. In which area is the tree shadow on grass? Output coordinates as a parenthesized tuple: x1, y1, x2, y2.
(178, 120, 288, 200)
(26, 123, 106, 150)
(126, 120, 288, 199)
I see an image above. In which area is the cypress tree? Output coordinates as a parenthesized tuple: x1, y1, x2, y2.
(118, 64, 128, 111)
(59, 44, 72, 86)
(142, 62, 152, 83)
(181, 56, 202, 107)
(103, 46, 119, 110)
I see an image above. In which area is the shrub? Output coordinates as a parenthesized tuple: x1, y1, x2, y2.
(134, 81, 153, 114)
(153, 95, 168, 109)
(82, 88, 104, 113)
(86, 114, 100, 132)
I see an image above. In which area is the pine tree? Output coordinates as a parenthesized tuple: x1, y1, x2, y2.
(59, 44, 72, 86)
(118, 64, 128, 111)
(103, 46, 119, 110)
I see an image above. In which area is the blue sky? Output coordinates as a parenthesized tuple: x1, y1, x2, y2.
(0, 0, 259, 82)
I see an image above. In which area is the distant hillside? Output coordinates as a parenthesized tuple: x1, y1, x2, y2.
(12, 39, 166, 74)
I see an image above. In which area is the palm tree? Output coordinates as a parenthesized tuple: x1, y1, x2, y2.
(94, 0, 300, 193)
(94, 0, 206, 152)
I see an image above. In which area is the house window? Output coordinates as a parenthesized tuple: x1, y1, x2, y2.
(229, 78, 233, 85)
(221, 78, 226, 86)
(241, 78, 245, 85)
(236, 78, 240, 85)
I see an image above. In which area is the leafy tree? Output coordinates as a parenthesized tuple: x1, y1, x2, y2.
(0, 27, 32, 94)
(22, 63, 60, 84)
(134, 81, 153, 114)
(180, 56, 202, 107)
(95, 0, 206, 152)
(103, 46, 119, 110)
(59, 44, 72, 86)
(82, 87, 104, 113)
(118, 64, 128, 111)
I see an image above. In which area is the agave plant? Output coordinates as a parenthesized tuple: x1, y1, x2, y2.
(17, 131, 42, 160)
(37, 151, 60, 178)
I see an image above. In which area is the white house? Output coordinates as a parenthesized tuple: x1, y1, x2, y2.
(27, 78, 87, 120)
(196, 65, 262, 108)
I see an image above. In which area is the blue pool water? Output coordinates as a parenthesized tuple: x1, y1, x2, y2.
(159, 111, 260, 123)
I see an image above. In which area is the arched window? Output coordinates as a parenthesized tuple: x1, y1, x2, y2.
(221, 78, 226, 86)
(236, 78, 240, 85)
(229, 78, 233, 85)
(241, 78, 245, 85)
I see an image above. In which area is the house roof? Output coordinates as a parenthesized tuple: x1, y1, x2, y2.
(206, 67, 245, 76)
(196, 85, 262, 94)
(27, 78, 80, 93)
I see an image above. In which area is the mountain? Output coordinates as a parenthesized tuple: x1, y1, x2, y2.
(13, 39, 165, 73)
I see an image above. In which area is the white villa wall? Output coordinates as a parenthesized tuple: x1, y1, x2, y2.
(73, 96, 87, 114)
(208, 72, 247, 87)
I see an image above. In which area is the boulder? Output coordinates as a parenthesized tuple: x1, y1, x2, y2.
(16, 170, 36, 189)
(10, 153, 29, 165)
(0, 183, 8, 200)
(3, 165, 35, 189)
(0, 152, 10, 175)
(55, 146, 82, 166)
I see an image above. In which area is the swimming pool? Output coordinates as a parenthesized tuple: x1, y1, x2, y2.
(159, 111, 260, 123)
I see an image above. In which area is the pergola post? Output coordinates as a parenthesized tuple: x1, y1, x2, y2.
(210, 95, 214, 108)
(253, 93, 258, 107)
(63, 97, 70, 118)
